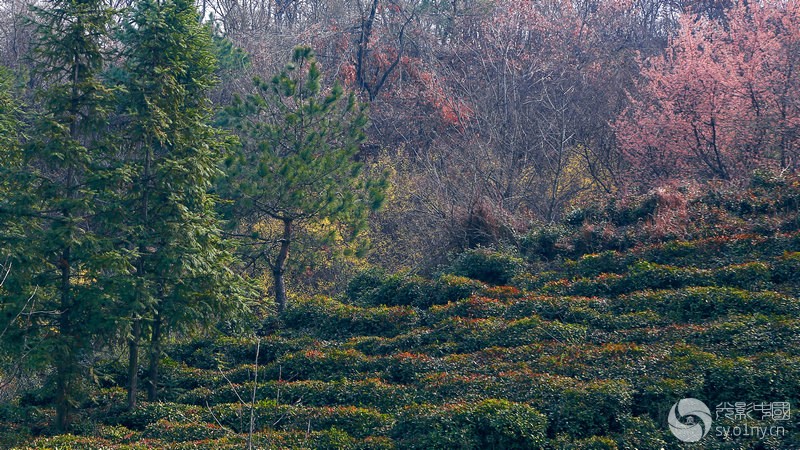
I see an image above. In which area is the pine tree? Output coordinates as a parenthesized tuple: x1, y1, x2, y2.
(119, 0, 243, 406)
(222, 47, 387, 311)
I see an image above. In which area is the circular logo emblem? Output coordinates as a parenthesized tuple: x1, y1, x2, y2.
(668, 398, 713, 442)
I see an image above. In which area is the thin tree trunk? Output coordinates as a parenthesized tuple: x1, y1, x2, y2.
(127, 318, 141, 409)
(146, 311, 161, 401)
(55, 246, 72, 432)
(273, 219, 292, 312)
(129, 142, 151, 408)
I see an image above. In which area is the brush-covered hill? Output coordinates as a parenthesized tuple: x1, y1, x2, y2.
(5, 173, 800, 449)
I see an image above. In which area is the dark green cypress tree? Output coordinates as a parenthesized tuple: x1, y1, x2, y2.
(0, 65, 30, 330)
(5, 0, 118, 431)
(222, 47, 388, 311)
(119, 0, 243, 406)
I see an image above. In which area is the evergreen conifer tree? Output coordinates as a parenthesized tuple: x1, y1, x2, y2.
(119, 0, 243, 406)
(4, 0, 119, 431)
(222, 47, 387, 311)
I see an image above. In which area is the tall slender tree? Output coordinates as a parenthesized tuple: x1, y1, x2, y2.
(3, 0, 118, 431)
(119, 0, 243, 406)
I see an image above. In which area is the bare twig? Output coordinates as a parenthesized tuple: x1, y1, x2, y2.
(205, 399, 229, 432)
(0, 286, 38, 341)
(248, 338, 260, 450)
(0, 260, 10, 287)
(217, 366, 247, 405)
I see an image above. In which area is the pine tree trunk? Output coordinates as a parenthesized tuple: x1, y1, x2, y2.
(274, 268, 287, 312)
(273, 219, 292, 312)
(146, 312, 161, 402)
(127, 319, 141, 409)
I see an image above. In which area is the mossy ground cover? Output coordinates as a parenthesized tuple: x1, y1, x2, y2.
(3, 181, 800, 449)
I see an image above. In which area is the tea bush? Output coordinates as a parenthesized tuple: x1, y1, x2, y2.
(713, 261, 772, 290)
(543, 379, 633, 438)
(448, 248, 525, 285)
(203, 400, 289, 433)
(773, 251, 800, 283)
(213, 378, 419, 411)
(428, 296, 507, 321)
(347, 270, 429, 307)
(565, 251, 632, 278)
(287, 405, 394, 438)
(392, 399, 547, 449)
(142, 419, 229, 442)
(610, 287, 799, 322)
(117, 402, 198, 430)
(283, 296, 420, 338)
(267, 348, 376, 382)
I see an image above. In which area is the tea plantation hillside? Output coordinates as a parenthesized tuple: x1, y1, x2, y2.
(4, 176, 800, 449)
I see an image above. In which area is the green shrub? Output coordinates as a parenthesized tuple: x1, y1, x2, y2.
(283, 296, 419, 338)
(204, 400, 290, 433)
(416, 372, 498, 402)
(464, 399, 548, 449)
(591, 310, 668, 331)
(0, 421, 32, 449)
(630, 377, 691, 419)
(542, 273, 624, 297)
(426, 316, 510, 352)
(142, 419, 230, 442)
(521, 224, 568, 260)
(426, 274, 486, 307)
(448, 248, 525, 285)
(220, 378, 419, 411)
(566, 251, 631, 278)
(290, 406, 394, 439)
(117, 402, 197, 430)
(548, 380, 633, 439)
(94, 424, 140, 443)
(167, 436, 248, 450)
(158, 362, 220, 392)
(617, 415, 668, 450)
(640, 240, 700, 265)
(557, 435, 619, 449)
(22, 434, 116, 450)
(168, 335, 315, 371)
(350, 271, 429, 307)
(347, 268, 387, 302)
(347, 270, 484, 308)
(701, 353, 800, 406)
(383, 352, 442, 383)
(695, 314, 800, 356)
(429, 296, 507, 320)
(510, 270, 562, 291)
(268, 348, 376, 382)
(610, 195, 658, 227)
(503, 294, 579, 320)
(312, 427, 359, 450)
(773, 251, 800, 283)
(247, 429, 396, 450)
(392, 400, 547, 449)
(611, 287, 799, 322)
(714, 261, 772, 290)
(625, 261, 713, 292)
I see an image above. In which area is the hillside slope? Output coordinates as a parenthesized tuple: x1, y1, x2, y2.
(5, 176, 800, 449)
